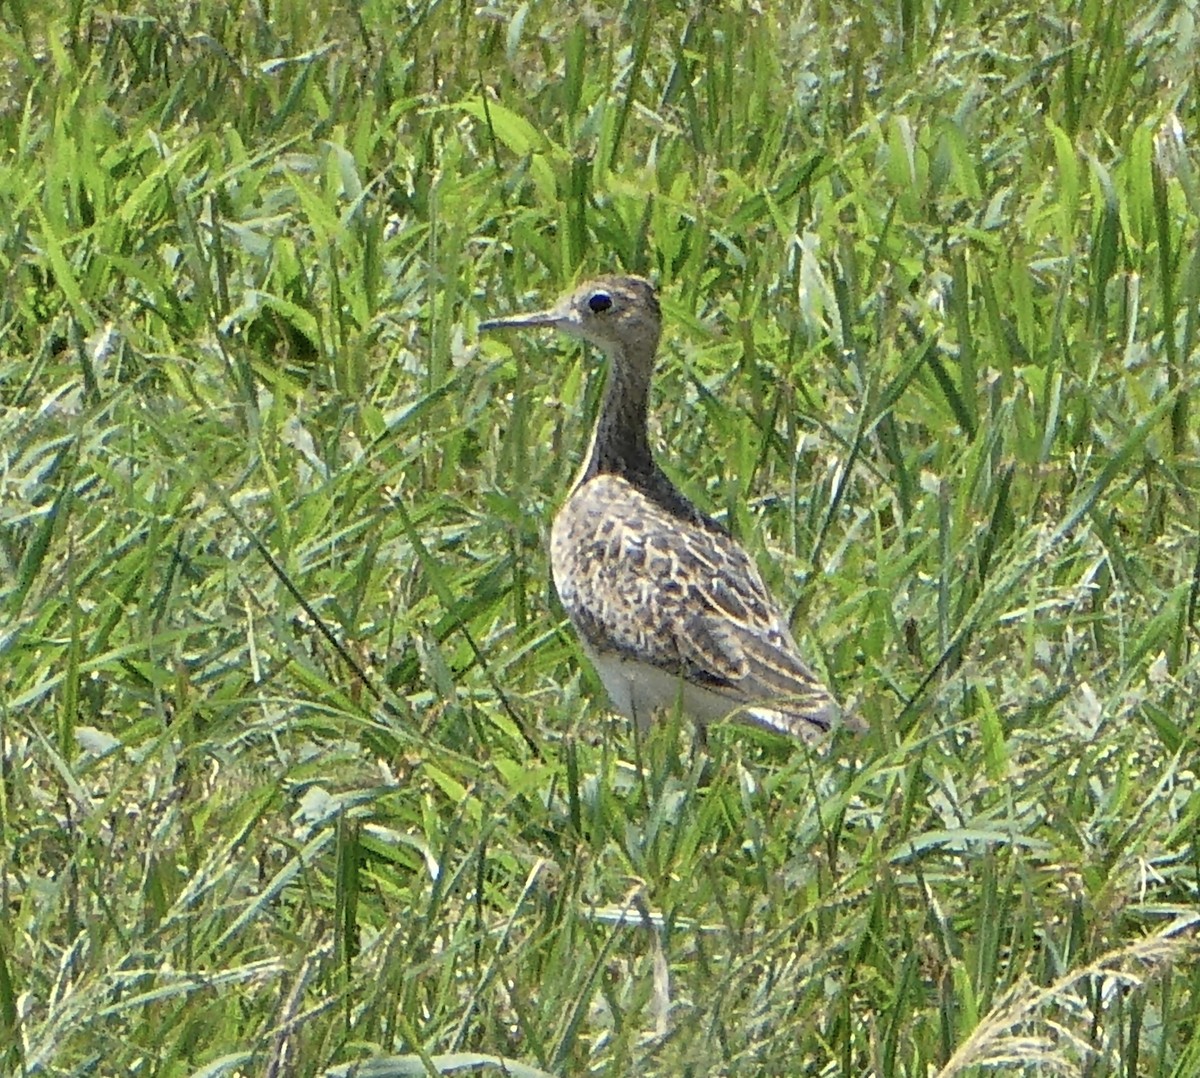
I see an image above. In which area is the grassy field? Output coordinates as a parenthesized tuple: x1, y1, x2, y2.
(3, 0, 1200, 1074)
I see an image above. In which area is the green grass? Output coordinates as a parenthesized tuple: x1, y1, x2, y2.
(2, 1, 1199, 1074)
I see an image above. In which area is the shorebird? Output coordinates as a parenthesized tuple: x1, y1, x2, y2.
(480, 275, 854, 744)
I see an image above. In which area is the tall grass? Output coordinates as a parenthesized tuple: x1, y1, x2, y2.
(2, 1, 1198, 1074)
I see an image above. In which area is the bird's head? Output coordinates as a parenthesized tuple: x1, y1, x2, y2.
(480, 275, 662, 367)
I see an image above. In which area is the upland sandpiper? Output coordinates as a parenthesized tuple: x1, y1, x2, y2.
(481, 275, 856, 743)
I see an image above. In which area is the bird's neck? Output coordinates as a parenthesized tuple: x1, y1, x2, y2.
(574, 346, 720, 531)
(579, 349, 654, 486)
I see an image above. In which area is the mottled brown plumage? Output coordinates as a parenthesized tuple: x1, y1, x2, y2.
(480, 275, 855, 743)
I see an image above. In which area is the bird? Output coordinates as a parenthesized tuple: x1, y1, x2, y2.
(479, 275, 857, 744)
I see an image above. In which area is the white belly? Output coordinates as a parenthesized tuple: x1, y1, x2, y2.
(582, 643, 736, 730)
(581, 642, 818, 739)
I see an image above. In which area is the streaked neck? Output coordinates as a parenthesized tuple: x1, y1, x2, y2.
(577, 347, 654, 489)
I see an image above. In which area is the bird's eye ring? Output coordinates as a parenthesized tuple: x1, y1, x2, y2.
(587, 291, 613, 313)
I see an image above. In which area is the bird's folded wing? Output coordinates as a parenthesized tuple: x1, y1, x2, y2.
(676, 609, 835, 724)
(553, 479, 844, 731)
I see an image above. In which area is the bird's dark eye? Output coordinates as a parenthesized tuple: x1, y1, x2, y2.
(588, 291, 613, 313)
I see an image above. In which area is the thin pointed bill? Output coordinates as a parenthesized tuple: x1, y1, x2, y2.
(478, 308, 564, 332)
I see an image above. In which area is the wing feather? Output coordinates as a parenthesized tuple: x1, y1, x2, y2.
(550, 474, 843, 736)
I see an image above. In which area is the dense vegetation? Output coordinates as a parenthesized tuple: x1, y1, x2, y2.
(2, 1, 1199, 1074)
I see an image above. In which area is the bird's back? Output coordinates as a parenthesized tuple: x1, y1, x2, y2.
(550, 473, 842, 741)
